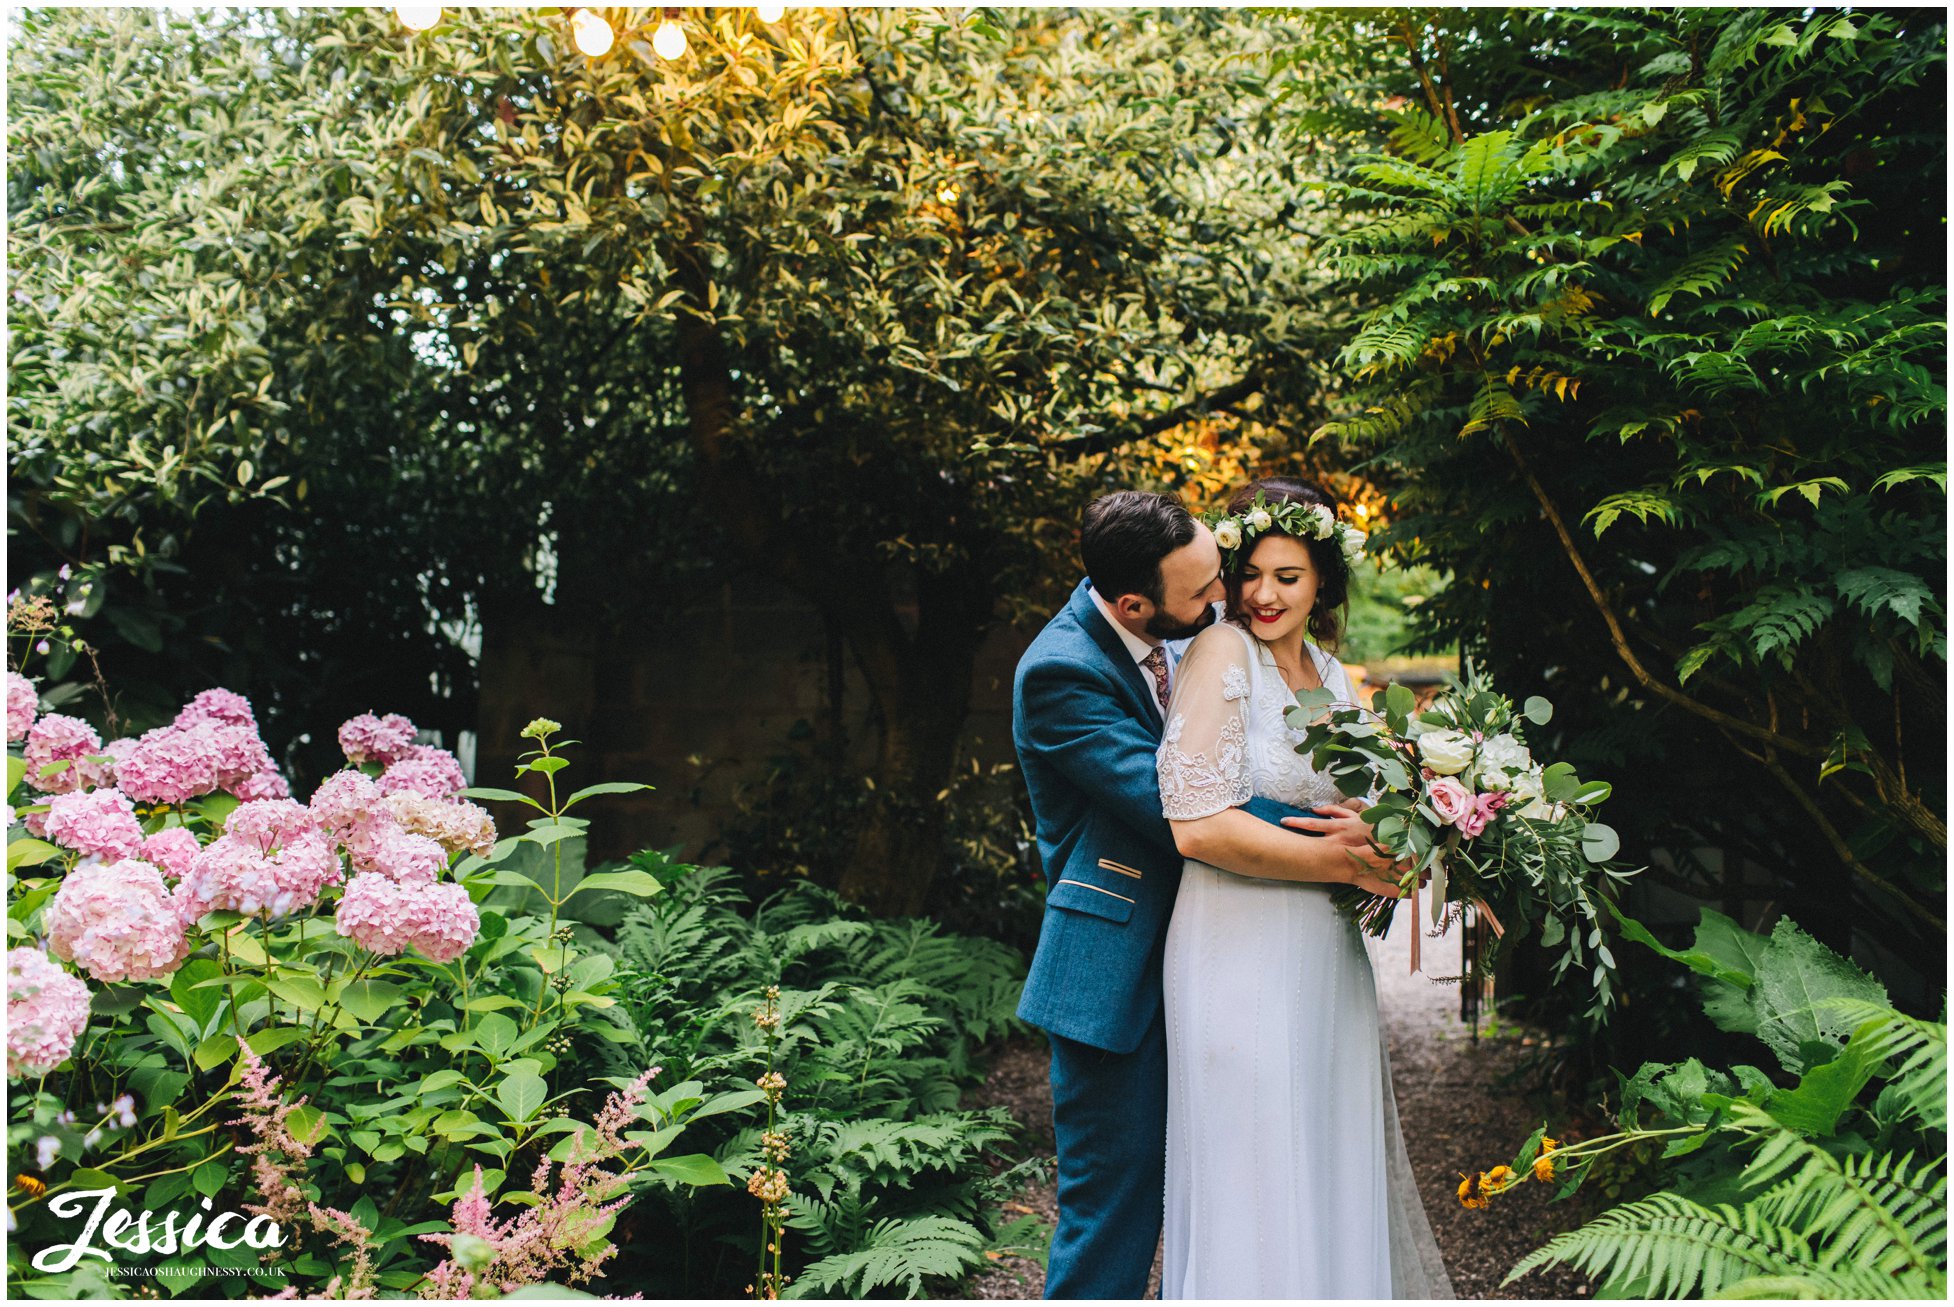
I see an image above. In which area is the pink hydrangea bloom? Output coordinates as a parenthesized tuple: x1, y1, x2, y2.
(178, 823, 342, 923)
(377, 748, 467, 801)
(7, 948, 91, 1078)
(347, 822, 447, 884)
(45, 860, 190, 983)
(309, 770, 383, 844)
(115, 723, 220, 805)
(230, 769, 292, 802)
(384, 795, 497, 858)
(205, 721, 274, 789)
(175, 688, 258, 731)
(41, 788, 147, 862)
(337, 713, 418, 767)
(335, 874, 480, 962)
(22, 713, 106, 795)
(6, 671, 37, 742)
(142, 827, 203, 881)
(97, 737, 139, 786)
(223, 800, 320, 852)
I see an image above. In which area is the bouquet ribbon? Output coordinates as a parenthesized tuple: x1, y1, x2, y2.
(1404, 893, 1506, 976)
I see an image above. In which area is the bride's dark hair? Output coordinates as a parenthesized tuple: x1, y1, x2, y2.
(1222, 477, 1349, 650)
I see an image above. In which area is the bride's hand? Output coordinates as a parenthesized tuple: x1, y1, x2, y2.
(1282, 803, 1377, 848)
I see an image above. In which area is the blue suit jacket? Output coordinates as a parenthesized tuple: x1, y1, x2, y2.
(1013, 580, 1309, 1053)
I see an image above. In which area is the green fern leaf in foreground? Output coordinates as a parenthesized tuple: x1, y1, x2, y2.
(784, 1215, 990, 1299)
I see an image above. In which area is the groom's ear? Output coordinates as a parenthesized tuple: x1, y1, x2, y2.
(1115, 593, 1151, 621)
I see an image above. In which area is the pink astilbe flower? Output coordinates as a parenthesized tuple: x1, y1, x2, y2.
(377, 747, 467, 800)
(6, 670, 38, 742)
(232, 1041, 316, 1225)
(337, 713, 418, 767)
(7, 948, 91, 1078)
(175, 688, 258, 731)
(383, 795, 497, 858)
(306, 1203, 378, 1299)
(142, 827, 203, 882)
(22, 713, 106, 795)
(114, 723, 220, 804)
(45, 859, 190, 983)
(230, 769, 292, 802)
(177, 809, 342, 923)
(41, 787, 147, 861)
(335, 875, 479, 962)
(419, 1070, 659, 1298)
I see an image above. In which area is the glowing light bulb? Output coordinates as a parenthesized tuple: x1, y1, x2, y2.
(937, 182, 961, 205)
(652, 17, 687, 59)
(571, 8, 615, 56)
(757, 3, 785, 21)
(395, 4, 441, 31)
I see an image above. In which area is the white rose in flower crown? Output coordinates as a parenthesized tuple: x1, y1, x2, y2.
(1417, 728, 1475, 776)
(1213, 519, 1242, 551)
(1474, 733, 1533, 786)
(1306, 504, 1337, 540)
(1339, 528, 1366, 565)
(1249, 507, 1273, 532)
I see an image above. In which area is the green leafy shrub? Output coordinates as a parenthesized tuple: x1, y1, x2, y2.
(598, 862, 1034, 1298)
(1479, 905, 1945, 1299)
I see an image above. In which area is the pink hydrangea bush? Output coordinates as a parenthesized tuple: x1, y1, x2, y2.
(141, 826, 203, 881)
(177, 809, 343, 922)
(7, 946, 91, 1078)
(44, 859, 190, 983)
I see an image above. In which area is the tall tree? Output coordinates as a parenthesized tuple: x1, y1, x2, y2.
(9, 7, 1344, 912)
(1287, 8, 1946, 976)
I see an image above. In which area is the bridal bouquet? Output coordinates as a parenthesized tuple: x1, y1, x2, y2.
(1288, 668, 1637, 1010)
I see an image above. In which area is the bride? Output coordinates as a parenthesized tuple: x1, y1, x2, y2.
(1157, 477, 1453, 1299)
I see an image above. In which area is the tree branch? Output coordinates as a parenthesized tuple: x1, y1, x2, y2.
(1726, 730, 1943, 933)
(1046, 370, 1264, 461)
(1497, 425, 1827, 759)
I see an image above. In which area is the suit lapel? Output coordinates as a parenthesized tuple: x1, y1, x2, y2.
(1065, 580, 1160, 734)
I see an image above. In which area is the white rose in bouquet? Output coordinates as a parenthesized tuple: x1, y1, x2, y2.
(1417, 728, 1475, 776)
(1507, 768, 1559, 820)
(1474, 733, 1533, 786)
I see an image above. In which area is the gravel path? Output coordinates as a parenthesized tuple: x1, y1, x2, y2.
(965, 914, 1598, 1300)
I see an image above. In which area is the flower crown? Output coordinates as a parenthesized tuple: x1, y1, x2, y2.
(1206, 492, 1367, 568)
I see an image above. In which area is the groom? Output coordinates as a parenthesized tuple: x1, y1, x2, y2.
(1013, 491, 1391, 1299)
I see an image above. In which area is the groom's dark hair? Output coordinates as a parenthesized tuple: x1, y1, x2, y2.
(1081, 491, 1198, 606)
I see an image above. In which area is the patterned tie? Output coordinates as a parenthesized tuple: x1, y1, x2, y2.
(1141, 646, 1171, 714)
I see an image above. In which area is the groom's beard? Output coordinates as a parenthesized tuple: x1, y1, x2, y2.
(1145, 602, 1217, 642)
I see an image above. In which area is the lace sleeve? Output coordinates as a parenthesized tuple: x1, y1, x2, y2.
(1157, 625, 1255, 821)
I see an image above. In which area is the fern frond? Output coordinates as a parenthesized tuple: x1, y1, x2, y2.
(785, 1215, 988, 1299)
(1818, 1000, 1947, 1133)
(1504, 1190, 1812, 1296)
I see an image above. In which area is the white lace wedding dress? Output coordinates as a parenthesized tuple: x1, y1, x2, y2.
(1158, 621, 1453, 1300)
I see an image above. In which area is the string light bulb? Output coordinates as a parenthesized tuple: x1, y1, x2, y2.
(653, 14, 688, 59)
(757, 3, 785, 21)
(937, 182, 961, 205)
(395, 4, 441, 31)
(571, 8, 615, 56)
